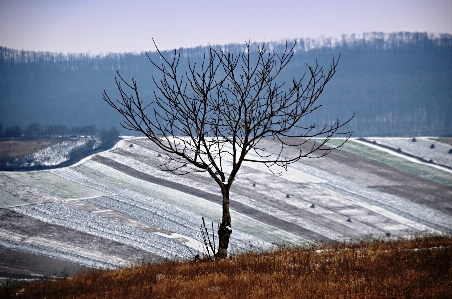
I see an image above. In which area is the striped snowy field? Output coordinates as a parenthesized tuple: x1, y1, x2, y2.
(364, 137, 452, 168)
(1, 137, 451, 275)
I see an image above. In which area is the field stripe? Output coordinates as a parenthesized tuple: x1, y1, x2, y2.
(0, 237, 117, 270)
(361, 137, 452, 169)
(13, 202, 195, 260)
(0, 174, 59, 204)
(91, 155, 331, 242)
(104, 140, 440, 238)
(323, 139, 452, 187)
(0, 189, 27, 207)
(97, 148, 350, 241)
(258, 138, 452, 234)
(53, 166, 278, 249)
(0, 228, 129, 268)
(4, 171, 108, 200)
(0, 208, 166, 268)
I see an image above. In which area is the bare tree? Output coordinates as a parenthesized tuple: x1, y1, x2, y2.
(103, 40, 353, 258)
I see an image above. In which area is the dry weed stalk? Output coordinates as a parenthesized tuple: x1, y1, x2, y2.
(200, 217, 217, 260)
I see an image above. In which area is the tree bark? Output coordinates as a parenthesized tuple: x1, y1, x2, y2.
(216, 186, 232, 259)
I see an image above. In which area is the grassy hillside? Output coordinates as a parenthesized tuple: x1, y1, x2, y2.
(1, 236, 451, 299)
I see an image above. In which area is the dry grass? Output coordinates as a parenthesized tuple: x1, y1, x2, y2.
(0, 140, 58, 158)
(2, 236, 451, 298)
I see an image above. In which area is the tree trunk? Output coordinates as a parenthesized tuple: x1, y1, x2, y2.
(216, 186, 232, 259)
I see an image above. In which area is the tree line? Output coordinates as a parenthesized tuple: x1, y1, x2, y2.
(0, 122, 96, 138)
(0, 122, 119, 146)
(1, 32, 451, 137)
(2, 32, 451, 67)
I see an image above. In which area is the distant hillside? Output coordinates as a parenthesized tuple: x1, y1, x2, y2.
(1, 32, 451, 137)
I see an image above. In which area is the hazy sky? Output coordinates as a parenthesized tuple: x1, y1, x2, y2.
(1, 0, 451, 54)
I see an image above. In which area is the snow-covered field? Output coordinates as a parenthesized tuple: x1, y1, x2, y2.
(364, 137, 452, 168)
(12, 137, 101, 168)
(318, 138, 452, 187)
(1, 137, 451, 276)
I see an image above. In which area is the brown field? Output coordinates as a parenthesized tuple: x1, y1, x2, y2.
(1, 236, 451, 299)
(0, 140, 58, 159)
(433, 138, 452, 146)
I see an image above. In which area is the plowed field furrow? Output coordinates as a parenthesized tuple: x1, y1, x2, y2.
(51, 166, 276, 251)
(0, 188, 26, 207)
(2, 136, 451, 278)
(0, 209, 162, 266)
(87, 196, 200, 241)
(232, 178, 386, 239)
(98, 151, 343, 240)
(5, 171, 107, 200)
(0, 174, 59, 204)
(65, 199, 169, 234)
(366, 137, 452, 168)
(102, 141, 442, 238)
(0, 237, 116, 270)
(91, 155, 330, 242)
(317, 138, 452, 187)
(259, 139, 452, 233)
(12, 202, 195, 259)
(0, 229, 129, 267)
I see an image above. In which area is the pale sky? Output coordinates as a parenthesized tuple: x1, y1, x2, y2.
(1, 0, 451, 54)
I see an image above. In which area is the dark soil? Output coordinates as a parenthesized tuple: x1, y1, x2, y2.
(0, 140, 59, 159)
(432, 137, 452, 146)
(0, 249, 88, 279)
(0, 209, 164, 279)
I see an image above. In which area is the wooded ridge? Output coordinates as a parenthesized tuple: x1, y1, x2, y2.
(1, 32, 451, 137)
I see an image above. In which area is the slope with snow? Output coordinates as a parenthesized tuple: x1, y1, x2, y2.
(0, 137, 451, 276)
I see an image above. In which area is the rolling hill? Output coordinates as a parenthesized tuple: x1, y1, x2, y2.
(0, 136, 451, 279)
